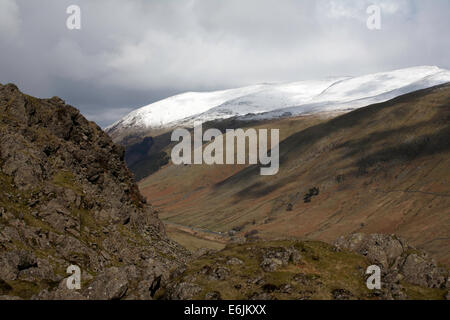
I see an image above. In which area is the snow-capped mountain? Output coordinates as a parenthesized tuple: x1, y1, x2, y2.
(106, 66, 450, 135)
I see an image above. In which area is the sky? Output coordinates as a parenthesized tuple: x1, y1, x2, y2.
(0, 0, 449, 127)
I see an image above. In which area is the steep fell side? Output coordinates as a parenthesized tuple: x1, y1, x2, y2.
(0, 83, 189, 300)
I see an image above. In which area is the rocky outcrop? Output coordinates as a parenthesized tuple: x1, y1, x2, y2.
(165, 282, 202, 300)
(334, 233, 449, 299)
(163, 237, 448, 300)
(0, 83, 189, 299)
(260, 246, 301, 272)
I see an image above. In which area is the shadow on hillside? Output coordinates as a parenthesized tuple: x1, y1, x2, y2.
(214, 83, 450, 199)
(354, 126, 450, 175)
(126, 117, 276, 181)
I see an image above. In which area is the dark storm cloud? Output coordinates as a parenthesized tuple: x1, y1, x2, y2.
(0, 0, 449, 127)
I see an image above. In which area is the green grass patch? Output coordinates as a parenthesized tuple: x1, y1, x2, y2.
(52, 170, 83, 195)
(402, 282, 446, 300)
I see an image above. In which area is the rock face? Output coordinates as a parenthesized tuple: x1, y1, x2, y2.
(260, 246, 301, 272)
(0, 84, 189, 299)
(334, 233, 449, 299)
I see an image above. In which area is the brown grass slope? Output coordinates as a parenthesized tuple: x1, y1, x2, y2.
(140, 83, 450, 265)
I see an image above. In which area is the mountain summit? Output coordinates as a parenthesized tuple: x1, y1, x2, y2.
(106, 66, 450, 140)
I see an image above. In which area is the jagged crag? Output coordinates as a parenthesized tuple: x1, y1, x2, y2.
(0, 83, 189, 299)
(0, 83, 448, 300)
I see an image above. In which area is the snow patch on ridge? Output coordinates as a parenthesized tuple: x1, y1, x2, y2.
(106, 66, 450, 134)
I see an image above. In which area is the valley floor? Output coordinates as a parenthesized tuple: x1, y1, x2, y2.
(164, 221, 226, 252)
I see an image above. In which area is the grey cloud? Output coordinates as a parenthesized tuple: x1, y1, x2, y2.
(0, 0, 449, 127)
